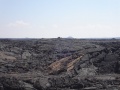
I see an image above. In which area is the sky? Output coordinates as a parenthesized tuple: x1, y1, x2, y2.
(0, 0, 120, 38)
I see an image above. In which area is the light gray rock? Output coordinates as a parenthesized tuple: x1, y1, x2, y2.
(78, 65, 97, 77)
(22, 51, 31, 60)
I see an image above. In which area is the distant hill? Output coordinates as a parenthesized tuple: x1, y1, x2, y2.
(67, 36, 74, 39)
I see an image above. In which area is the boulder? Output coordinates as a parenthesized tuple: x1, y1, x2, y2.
(22, 51, 31, 60)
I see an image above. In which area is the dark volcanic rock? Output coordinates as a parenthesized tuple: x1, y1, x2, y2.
(0, 38, 120, 90)
(0, 77, 24, 90)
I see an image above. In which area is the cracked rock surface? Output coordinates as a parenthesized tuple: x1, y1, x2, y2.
(0, 38, 120, 90)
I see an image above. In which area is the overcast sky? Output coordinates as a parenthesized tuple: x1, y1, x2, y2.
(0, 0, 120, 38)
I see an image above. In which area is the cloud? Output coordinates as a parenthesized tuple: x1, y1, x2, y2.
(70, 24, 112, 30)
(8, 20, 30, 28)
(52, 24, 58, 28)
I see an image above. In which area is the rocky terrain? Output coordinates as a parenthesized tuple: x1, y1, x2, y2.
(0, 38, 120, 90)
